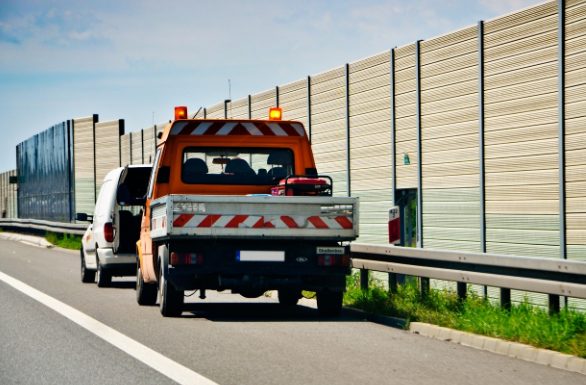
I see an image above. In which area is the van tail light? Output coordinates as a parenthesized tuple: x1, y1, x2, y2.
(104, 222, 114, 243)
(317, 254, 350, 267)
(170, 252, 204, 265)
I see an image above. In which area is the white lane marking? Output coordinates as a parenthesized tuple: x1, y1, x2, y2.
(0, 271, 219, 385)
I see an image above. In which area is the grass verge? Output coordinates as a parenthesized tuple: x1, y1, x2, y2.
(45, 231, 82, 250)
(343, 272, 586, 358)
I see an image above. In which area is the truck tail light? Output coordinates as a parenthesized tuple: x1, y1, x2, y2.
(318, 254, 350, 267)
(175, 106, 188, 120)
(170, 252, 204, 265)
(104, 222, 114, 243)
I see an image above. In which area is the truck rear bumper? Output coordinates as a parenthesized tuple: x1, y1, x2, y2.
(161, 240, 350, 292)
(167, 268, 348, 293)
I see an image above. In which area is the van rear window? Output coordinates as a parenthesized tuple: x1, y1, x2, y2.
(181, 147, 294, 185)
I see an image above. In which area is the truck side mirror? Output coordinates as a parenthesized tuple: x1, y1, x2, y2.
(156, 166, 170, 184)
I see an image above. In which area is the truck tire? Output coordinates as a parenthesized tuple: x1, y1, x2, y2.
(317, 292, 343, 317)
(159, 265, 184, 317)
(136, 261, 157, 305)
(96, 258, 112, 288)
(80, 249, 95, 283)
(278, 290, 301, 306)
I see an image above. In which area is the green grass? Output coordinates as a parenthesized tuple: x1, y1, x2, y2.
(343, 272, 586, 358)
(45, 232, 82, 250)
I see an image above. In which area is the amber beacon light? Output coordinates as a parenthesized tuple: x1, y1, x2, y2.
(175, 106, 188, 120)
(269, 107, 282, 121)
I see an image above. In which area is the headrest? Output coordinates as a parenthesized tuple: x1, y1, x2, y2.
(183, 158, 208, 174)
(267, 150, 292, 165)
(225, 158, 254, 175)
(268, 167, 287, 178)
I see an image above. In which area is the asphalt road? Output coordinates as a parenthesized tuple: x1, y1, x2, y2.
(0, 236, 583, 385)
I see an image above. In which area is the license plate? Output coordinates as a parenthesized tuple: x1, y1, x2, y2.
(237, 250, 285, 262)
(316, 247, 345, 255)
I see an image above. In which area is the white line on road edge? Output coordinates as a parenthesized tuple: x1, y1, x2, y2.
(0, 271, 219, 385)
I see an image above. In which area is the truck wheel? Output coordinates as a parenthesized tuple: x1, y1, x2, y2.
(317, 292, 343, 317)
(136, 261, 157, 305)
(158, 265, 184, 317)
(96, 258, 112, 288)
(80, 249, 95, 283)
(278, 290, 301, 306)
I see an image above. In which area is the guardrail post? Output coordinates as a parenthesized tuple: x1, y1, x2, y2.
(360, 269, 369, 290)
(500, 288, 511, 310)
(419, 277, 429, 298)
(388, 273, 398, 293)
(457, 282, 467, 301)
(548, 294, 560, 314)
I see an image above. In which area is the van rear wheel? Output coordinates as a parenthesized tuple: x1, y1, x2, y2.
(80, 249, 95, 283)
(158, 265, 184, 317)
(136, 261, 157, 305)
(96, 258, 111, 287)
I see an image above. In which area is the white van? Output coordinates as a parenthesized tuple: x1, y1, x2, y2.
(77, 165, 152, 287)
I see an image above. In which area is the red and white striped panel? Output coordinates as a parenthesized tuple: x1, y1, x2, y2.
(173, 214, 264, 229)
(172, 214, 352, 230)
(170, 121, 306, 137)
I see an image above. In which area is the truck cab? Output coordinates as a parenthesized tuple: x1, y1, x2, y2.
(136, 107, 359, 317)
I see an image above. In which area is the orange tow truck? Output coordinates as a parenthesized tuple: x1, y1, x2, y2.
(135, 106, 359, 317)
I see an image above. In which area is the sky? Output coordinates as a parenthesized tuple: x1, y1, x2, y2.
(0, 0, 545, 171)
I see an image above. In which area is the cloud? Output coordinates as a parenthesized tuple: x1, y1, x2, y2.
(0, 21, 21, 44)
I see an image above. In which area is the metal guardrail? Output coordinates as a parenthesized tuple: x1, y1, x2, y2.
(350, 243, 586, 311)
(0, 218, 86, 236)
(0, 219, 584, 311)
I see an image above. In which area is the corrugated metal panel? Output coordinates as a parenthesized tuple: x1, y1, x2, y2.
(143, 127, 155, 164)
(565, 2, 586, 259)
(310, 67, 347, 196)
(486, 213, 559, 258)
(10, 169, 17, 218)
(95, 120, 121, 196)
(250, 89, 276, 120)
(206, 101, 224, 119)
(0, 170, 17, 219)
(73, 116, 96, 216)
(353, 190, 393, 244)
(131, 130, 143, 165)
(422, 188, 481, 252)
(394, 43, 417, 190)
(228, 97, 248, 119)
(120, 134, 130, 167)
(420, 27, 479, 262)
(348, 51, 391, 240)
(18, 122, 74, 221)
(484, 2, 559, 262)
(280, 78, 308, 128)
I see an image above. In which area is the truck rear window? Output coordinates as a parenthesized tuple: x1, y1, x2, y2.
(181, 147, 294, 185)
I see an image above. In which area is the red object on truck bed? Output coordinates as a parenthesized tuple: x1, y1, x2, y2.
(271, 175, 333, 196)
